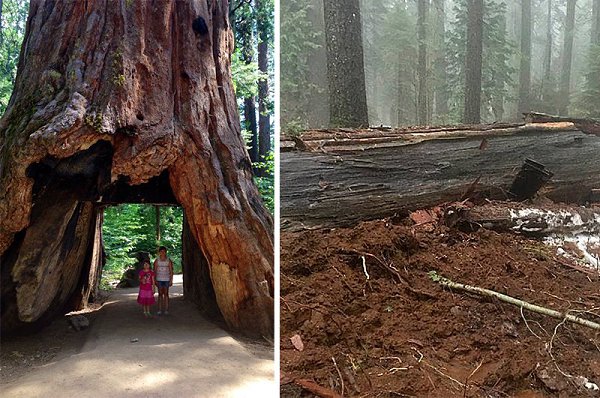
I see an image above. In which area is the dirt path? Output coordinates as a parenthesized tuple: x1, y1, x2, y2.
(1, 275, 275, 397)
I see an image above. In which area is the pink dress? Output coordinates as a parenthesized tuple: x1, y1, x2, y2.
(137, 270, 156, 305)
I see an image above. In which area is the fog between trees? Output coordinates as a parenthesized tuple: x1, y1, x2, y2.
(281, 0, 600, 130)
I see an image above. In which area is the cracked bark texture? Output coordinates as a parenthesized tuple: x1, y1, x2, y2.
(0, 0, 273, 337)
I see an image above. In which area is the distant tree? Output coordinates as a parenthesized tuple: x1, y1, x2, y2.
(235, 1, 259, 162)
(541, 0, 553, 104)
(448, 0, 515, 123)
(593, 0, 600, 46)
(417, 0, 429, 125)
(280, 0, 323, 130)
(518, 0, 531, 115)
(323, 0, 369, 127)
(575, 0, 600, 117)
(0, 0, 28, 114)
(463, 0, 484, 123)
(433, 0, 449, 122)
(558, 0, 577, 116)
(256, 0, 273, 171)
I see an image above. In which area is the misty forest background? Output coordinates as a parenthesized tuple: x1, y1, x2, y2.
(0, 0, 274, 285)
(282, 0, 600, 130)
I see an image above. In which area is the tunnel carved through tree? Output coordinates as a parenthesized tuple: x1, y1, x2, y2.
(0, 0, 273, 337)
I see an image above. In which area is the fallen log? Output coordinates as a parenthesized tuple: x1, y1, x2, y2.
(281, 122, 600, 230)
(524, 112, 600, 135)
(429, 271, 600, 330)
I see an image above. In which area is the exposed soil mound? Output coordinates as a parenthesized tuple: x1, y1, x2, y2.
(280, 209, 600, 397)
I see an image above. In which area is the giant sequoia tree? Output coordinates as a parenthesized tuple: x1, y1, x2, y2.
(0, 0, 273, 337)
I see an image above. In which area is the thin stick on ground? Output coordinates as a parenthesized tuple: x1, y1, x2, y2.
(332, 356, 345, 397)
(429, 272, 600, 330)
(463, 360, 483, 398)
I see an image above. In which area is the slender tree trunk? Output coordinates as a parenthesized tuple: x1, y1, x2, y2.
(593, 0, 600, 46)
(463, 0, 484, 124)
(417, 0, 428, 125)
(238, 2, 259, 163)
(256, 0, 270, 171)
(0, 0, 4, 44)
(542, 0, 552, 103)
(518, 0, 532, 115)
(559, 0, 577, 116)
(0, 0, 273, 337)
(433, 0, 449, 121)
(323, 0, 369, 127)
(155, 205, 161, 242)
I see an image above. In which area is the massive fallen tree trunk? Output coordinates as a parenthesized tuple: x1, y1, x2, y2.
(0, 0, 273, 337)
(281, 122, 600, 230)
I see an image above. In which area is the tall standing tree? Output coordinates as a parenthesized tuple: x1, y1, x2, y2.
(417, 0, 429, 125)
(593, 0, 600, 46)
(518, 0, 532, 115)
(236, 1, 259, 162)
(433, 0, 449, 121)
(463, 0, 484, 124)
(323, 0, 369, 127)
(576, 0, 600, 117)
(559, 0, 577, 116)
(541, 0, 553, 103)
(256, 0, 272, 167)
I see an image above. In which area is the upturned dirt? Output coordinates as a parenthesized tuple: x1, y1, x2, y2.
(280, 205, 600, 397)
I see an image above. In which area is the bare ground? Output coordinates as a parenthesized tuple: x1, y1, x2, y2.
(1, 275, 275, 397)
(280, 208, 600, 397)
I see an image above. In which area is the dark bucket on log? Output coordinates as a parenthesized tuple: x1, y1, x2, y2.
(509, 159, 554, 201)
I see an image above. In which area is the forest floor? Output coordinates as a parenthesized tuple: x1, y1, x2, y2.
(280, 201, 600, 398)
(1, 275, 275, 397)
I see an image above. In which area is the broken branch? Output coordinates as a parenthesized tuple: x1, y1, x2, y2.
(429, 271, 600, 330)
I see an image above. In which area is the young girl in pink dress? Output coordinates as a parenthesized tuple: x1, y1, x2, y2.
(137, 261, 156, 317)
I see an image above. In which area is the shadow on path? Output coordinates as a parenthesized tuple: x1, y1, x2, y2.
(1, 275, 275, 397)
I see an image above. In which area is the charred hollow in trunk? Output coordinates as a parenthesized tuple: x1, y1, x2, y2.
(0, 0, 273, 338)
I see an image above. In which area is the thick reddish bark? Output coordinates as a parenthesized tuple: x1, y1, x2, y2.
(0, 0, 273, 337)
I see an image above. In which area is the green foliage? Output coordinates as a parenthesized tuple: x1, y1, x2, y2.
(280, 0, 323, 130)
(446, 0, 516, 123)
(574, 45, 600, 118)
(102, 204, 183, 287)
(253, 151, 274, 214)
(0, 0, 29, 114)
(231, 50, 266, 98)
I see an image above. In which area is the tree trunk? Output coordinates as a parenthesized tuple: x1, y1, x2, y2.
(256, 0, 270, 170)
(155, 205, 161, 242)
(593, 0, 600, 46)
(559, 0, 577, 116)
(542, 0, 552, 103)
(323, 0, 369, 127)
(238, 2, 259, 163)
(0, 0, 4, 43)
(0, 0, 273, 338)
(433, 0, 449, 121)
(518, 0, 531, 115)
(463, 0, 484, 124)
(417, 0, 428, 125)
(281, 122, 600, 230)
